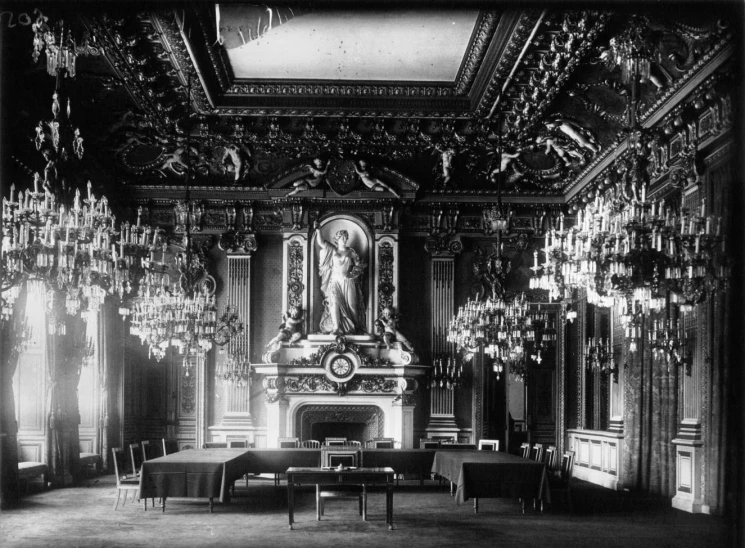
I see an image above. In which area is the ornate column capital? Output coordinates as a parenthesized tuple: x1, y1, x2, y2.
(424, 234, 463, 258)
(219, 231, 258, 256)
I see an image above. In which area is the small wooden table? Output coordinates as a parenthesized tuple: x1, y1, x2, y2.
(286, 467, 394, 530)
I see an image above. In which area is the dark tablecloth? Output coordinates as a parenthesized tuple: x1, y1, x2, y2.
(432, 450, 550, 504)
(242, 449, 321, 473)
(361, 449, 436, 475)
(139, 449, 252, 502)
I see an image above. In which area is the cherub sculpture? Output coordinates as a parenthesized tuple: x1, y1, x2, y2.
(286, 157, 331, 196)
(536, 133, 585, 166)
(265, 306, 304, 349)
(375, 307, 413, 352)
(353, 159, 400, 198)
(488, 148, 523, 184)
(545, 116, 599, 154)
(221, 143, 252, 182)
(434, 143, 457, 185)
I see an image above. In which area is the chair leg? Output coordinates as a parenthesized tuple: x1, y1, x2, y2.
(114, 489, 121, 510)
(316, 485, 321, 521)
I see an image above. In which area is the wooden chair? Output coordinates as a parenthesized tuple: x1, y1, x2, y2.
(477, 439, 500, 451)
(419, 438, 441, 449)
(202, 442, 228, 449)
(548, 451, 575, 512)
(129, 443, 144, 477)
(112, 447, 142, 510)
(324, 437, 347, 446)
(277, 437, 300, 448)
(162, 439, 179, 456)
(317, 447, 365, 520)
(544, 445, 558, 474)
(530, 443, 544, 463)
(301, 439, 321, 448)
(519, 442, 531, 458)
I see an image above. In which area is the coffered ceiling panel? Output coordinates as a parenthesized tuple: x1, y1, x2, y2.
(221, 7, 480, 82)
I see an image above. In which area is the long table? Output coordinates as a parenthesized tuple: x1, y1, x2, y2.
(431, 450, 550, 512)
(238, 448, 439, 485)
(286, 467, 394, 530)
(138, 448, 252, 512)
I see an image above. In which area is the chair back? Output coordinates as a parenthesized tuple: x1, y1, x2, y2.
(112, 447, 128, 485)
(324, 437, 347, 446)
(346, 440, 362, 447)
(321, 446, 361, 468)
(530, 443, 544, 462)
(129, 443, 144, 476)
(560, 450, 575, 481)
(477, 439, 500, 451)
(544, 445, 557, 472)
(369, 438, 394, 449)
(419, 439, 441, 449)
(162, 439, 179, 456)
(203, 442, 228, 449)
(301, 439, 321, 448)
(141, 440, 161, 461)
(228, 439, 249, 448)
(519, 442, 531, 458)
(277, 437, 300, 448)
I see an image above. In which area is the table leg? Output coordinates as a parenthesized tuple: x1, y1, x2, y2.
(521, 499, 526, 514)
(362, 485, 367, 521)
(162, 497, 166, 513)
(316, 484, 321, 521)
(474, 498, 479, 514)
(288, 479, 295, 529)
(450, 481, 454, 496)
(209, 497, 214, 513)
(387, 482, 394, 530)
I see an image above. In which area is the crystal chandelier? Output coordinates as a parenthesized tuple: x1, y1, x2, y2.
(216, 350, 252, 387)
(428, 354, 463, 389)
(123, 229, 244, 362)
(585, 337, 617, 381)
(649, 308, 691, 375)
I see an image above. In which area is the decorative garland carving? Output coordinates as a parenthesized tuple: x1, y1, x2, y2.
(287, 342, 392, 368)
(378, 242, 394, 313)
(287, 240, 304, 309)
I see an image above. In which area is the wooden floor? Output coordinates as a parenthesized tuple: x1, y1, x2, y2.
(0, 474, 733, 548)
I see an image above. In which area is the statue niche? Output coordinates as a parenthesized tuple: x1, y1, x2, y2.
(312, 216, 372, 336)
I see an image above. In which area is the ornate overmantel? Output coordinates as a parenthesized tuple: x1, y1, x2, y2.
(255, 334, 426, 448)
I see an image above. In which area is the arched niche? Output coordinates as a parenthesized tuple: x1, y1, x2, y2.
(309, 214, 375, 335)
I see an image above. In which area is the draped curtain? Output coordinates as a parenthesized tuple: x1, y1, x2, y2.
(0, 283, 28, 506)
(44, 291, 85, 485)
(622, 314, 679, 496)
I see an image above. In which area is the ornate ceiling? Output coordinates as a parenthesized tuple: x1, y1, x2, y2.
(1, 3, 737, 214)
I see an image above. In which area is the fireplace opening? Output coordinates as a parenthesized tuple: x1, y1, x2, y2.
(311, 422, 367, 443)
(295, 404, 385, 443)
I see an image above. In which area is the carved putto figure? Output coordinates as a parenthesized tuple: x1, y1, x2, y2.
(434, 143, 457, 186)
(265, 306, 304, 349)
(545, 116, 600, 154)
(375, 307, 413, 352)
(221, 143, 251, 182)
(353, 159, 400, 198)
(489, 148, 523, 184)
(536, 133, 585, 166)
(315, 223, 367, 334)
(286, 157, 331, 196)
